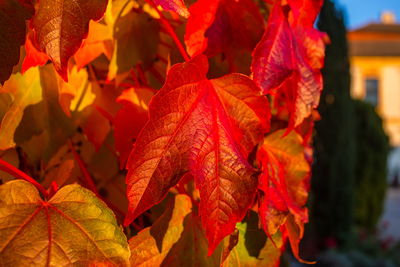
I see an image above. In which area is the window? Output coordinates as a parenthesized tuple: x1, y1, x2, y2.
(365, 78, 379, 106)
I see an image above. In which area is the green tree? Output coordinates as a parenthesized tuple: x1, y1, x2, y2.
(311, 0, 357, 249)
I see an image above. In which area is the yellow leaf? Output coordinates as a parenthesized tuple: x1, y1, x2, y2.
(0, 67, 42, 150)
(129, 194, 191, 266)
(58, 66, 96, 115)
(0, 180, 130, 266)
(222, 212, 284, 267)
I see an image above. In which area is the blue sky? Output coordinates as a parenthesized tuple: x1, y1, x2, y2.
(336, 0, 400, 29)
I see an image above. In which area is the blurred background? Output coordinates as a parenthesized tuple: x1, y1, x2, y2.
(296, 0, 400, 266)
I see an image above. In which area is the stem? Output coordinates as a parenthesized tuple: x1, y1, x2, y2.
(0, 159, 49, 198)
(68, 140, 128, 221)
(68, 139, 98, 195)
(145, 0, 190, 62)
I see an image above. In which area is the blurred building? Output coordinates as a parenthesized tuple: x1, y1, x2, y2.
(349, 11, 400, 146)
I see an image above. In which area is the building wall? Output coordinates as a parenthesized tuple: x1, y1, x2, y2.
(350, 56, 400, 146)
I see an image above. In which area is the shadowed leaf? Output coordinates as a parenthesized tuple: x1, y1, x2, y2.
(0, 0, 34, 84)
(0, 68, 42, 150)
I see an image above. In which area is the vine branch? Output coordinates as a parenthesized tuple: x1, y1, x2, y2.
(145, 0, 190, 62)
(0, 159, 49, 198)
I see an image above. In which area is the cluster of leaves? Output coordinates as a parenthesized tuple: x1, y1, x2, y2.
(0, 0, 326, 265)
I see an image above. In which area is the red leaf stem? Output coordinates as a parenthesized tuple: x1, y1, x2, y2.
(0, 159, 49, 198)
(145, 0, 190, 61)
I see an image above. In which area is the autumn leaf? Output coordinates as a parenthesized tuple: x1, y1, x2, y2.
(0, 180, 130, 266)
(222, 212, 284, 267)
(252, 1, 325, 127)
(33, 0, 108, 81)
(185, 0, 263, 61)
(77, 81, 122, 150)
(74, 20, 113, 70)
(257, 129, 311, 263)
(107, 11, 160, 81)
(0, 67, 42, 151)
(153, 0, 189, 18)
(22, 31, 49, 74)
(13, 64, 75, 163)
(129, 194, 192, 266)
(0, 0, 34, 84)
(160, 212, 223, 266)
(114, 87, 154, 168)
(125, 55, 270, 253)
(251, 3, 295, 94)
(57, 66, 95, 116)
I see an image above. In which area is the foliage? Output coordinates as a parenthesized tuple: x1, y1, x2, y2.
(353, 100, 389, 231)
(0, 0, 326, 265)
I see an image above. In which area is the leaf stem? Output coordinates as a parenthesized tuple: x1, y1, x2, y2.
(68, 140, 128, 221)
(145, 0, 190, 62)
(68, 139, 99, 194)
(0, 159, 49, 198)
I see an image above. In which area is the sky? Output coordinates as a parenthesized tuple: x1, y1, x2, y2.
(336, 0, 400, 29)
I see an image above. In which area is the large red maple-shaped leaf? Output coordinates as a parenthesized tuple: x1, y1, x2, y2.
(32, 0, 108, 81)
(125, 56, 270, 253)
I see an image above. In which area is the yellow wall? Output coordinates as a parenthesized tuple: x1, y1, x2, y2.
(350, 56, 400, 146)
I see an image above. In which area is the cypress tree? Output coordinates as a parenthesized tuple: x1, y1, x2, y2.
(311, 0, 356, 250)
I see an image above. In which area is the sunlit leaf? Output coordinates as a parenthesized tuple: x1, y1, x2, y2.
(154, 0, 189, 18)
(129, 194, 192, 266)
(0, 68, 42, 150)
(125, 55, 270, 254)
(257, 129, 312, 263)
(222, 212, 284, 267)
(0, 180, 130, 266)
(33, 0, 108, 80)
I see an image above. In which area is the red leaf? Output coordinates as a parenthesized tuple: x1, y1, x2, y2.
(32, 0, 108, 81)
(0, 0, 34, 84)
(22, 31, 49, 73)
(284, 214, 315, 264)
(154, 0, 190, 18)
(257, 129, 312, 262)
(251, 3, 295, 94)
(252, 1, 325, 126)
(114, 87, 154, 169)
(184, 0, 220, 57)
(125, 56, 270, 254)
(185, 0, 263, 58)
(287, 0, 323, 28)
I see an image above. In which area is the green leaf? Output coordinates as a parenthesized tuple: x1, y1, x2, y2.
(0, 179, 130, 266)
